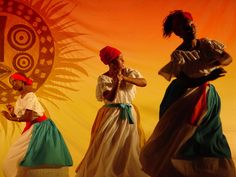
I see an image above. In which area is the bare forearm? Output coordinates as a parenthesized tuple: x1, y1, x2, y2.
(180, 76, 209, 88)
(2, 112, 22, 122)
(221, 53, 233, 66)
(10, 114, 31, 122)
(9, 110, 33, 122)
(220, 52, 232, 66)
(123, 76, 147, 87)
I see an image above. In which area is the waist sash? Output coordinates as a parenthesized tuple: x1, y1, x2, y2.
(22, 114, 47, 134)
(105, 103, 134, 124)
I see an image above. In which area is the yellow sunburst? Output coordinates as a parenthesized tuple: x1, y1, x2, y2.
(0, 0, 88, 134)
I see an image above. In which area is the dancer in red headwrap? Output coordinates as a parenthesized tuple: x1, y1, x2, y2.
(1, 72, 73, 177)
(140, 10, 235, 177)
(75, 46, 149, 177)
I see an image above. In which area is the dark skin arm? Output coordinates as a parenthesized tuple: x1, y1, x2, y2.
(159, 68, 226, 118)
(121, 68, 147, 87)
(210, 51, 232, 67)
(103, 69, 147, 101)
(179, 67, 226, 88)
(1, 109, 34, 122)
(218, 51, 232, 66)
(122, 76, 147, 87)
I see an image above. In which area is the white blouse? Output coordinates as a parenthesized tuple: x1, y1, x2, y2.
(14, 92, 45, 119)
(96, 68, 142, 104)
(159, 38, 227, 81)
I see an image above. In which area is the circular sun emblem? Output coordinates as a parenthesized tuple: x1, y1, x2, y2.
(8, 24, 36, 51)
(0, 0, 87, 105)
(0, 0, 54, 103)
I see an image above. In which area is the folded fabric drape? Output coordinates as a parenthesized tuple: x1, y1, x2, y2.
(106, 103, 134, 124)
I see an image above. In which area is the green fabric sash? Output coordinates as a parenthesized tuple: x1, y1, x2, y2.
(106, 103, 134, 124)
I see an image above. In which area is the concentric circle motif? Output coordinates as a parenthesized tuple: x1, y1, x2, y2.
(7, 24, 36, 51)
(12, 53, 34, 72)
(0, 0, 55, 104)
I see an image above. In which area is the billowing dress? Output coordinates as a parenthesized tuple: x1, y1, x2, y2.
(75, 68, 149, 177)
(3, 92, 73, 177)
(140, 38, 236, 177)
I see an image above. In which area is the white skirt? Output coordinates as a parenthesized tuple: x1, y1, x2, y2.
(75, 105, 149, 177)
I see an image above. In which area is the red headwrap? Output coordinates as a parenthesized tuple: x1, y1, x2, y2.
(10, 73, 33, 85)
(99, 46, 122, 65)
(183, 11, 193, 20)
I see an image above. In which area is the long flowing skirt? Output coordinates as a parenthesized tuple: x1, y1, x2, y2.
(140, 83, 236, 177)
(3, 119, 73, 177)
(75, 104, 149, 177)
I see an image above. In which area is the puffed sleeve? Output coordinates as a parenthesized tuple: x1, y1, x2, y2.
(23, 93, 38, 110)
(158, 51, 185, 81)
(209, 40, 229, 65)
(126, 68, 143, 78)
(14, 93, 44, 117)
(96, 75, 112, 101)
(122, 68, 142, 93)
(23, 93, 44, 115)
(208, 39, 224, 54)
(200, 38, 226, 64)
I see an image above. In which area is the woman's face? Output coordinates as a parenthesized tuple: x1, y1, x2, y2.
(109, 55, 125, 71)
(9, 78, 24, 91)
(172, 18, 196, 40)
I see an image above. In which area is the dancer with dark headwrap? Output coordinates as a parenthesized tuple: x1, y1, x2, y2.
(140, 10, 235, 177)
(1, 72, 73, 177)
(75, 46, 149, 177)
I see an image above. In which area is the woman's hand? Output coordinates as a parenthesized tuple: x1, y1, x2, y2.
(179, 67, 226, 88)
(112, 69, 123, 84)
(103, 69, 123, 102)
(1, 110, 12, 120)
(117, 69, 124, 82)
(207, 67, 226, 81)
(6, 104, 14, 114)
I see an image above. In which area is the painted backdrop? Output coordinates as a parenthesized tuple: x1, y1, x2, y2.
(0, 0, 235, 176)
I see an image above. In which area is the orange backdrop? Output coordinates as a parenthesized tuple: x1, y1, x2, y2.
(0, 0, 235, 176)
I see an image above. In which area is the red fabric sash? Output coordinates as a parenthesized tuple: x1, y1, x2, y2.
(22, 114, 47, 134)
(189, 83, 208, 125)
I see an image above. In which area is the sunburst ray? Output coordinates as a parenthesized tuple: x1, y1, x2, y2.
(0, 0, 88, 135)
